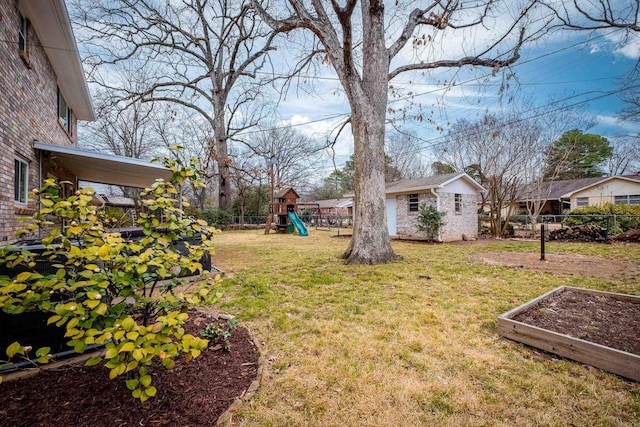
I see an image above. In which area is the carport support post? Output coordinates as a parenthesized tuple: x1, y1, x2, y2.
(540, 222, 545, 261)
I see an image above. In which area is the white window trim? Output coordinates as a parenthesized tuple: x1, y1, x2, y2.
(17, 11, 31, 67)
(615, 195, 640, 205)
(576, 197, 589, 207)
(57, 86, 72, 134)
(14, 156, 29, 205)
(408, 194, 419, 213)
(454, 193, 463, 214)
(18, 12, 27, 54)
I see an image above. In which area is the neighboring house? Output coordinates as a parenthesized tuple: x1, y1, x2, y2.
(1, 0, 170, 244)
(384, 172, 485, 242)
(513, 174, 640, 216)
(308, 198, 353, 216)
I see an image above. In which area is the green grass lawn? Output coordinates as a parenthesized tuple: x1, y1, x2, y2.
(210, 229, 640, 426)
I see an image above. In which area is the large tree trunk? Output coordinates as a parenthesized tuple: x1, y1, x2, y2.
(342, 110, 400, 264)
(213, 104, 232, 212)
(341, 0, 399, 264)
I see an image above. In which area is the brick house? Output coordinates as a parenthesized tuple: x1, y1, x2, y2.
(384, 173, 485, 241)
(1, 0, 170, 244)
(309, 198, 353, 216)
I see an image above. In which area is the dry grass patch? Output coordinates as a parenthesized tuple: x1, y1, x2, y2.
(211, 230, 640, 426)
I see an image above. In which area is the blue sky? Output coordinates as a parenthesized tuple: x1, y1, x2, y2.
(513, 29, 639, 134)
(270, 24, 640, 174)
(71, 2, 639, 179)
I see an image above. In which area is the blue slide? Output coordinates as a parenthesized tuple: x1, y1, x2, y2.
(287, 211, 309, 237)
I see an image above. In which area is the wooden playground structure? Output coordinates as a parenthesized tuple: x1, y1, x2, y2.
(264, 188, 316, 236)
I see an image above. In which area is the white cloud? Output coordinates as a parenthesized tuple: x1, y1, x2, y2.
(595, 114, 640, 132)
(601, 29, 640, 59)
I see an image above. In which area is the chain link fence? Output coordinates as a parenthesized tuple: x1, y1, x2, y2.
(505, 214, 640, 237)
(231, 214, 353, 228)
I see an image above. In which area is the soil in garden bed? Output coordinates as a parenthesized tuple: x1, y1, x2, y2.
(512, 290, 640, 355)
(0, 311, 259, 427)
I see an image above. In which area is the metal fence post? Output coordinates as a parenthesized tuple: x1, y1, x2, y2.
(540, 221, 545, 261)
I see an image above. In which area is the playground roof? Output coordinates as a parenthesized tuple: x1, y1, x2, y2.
(276, 187, 300, 199)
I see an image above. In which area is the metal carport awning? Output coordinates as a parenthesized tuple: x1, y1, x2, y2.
(34, 141, 172, 188)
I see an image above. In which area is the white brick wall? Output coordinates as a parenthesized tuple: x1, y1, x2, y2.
(393, 191, 478, 241)
(438, 192, 478, 242)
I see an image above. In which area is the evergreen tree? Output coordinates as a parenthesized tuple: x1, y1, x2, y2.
(544, 129, 613, 180)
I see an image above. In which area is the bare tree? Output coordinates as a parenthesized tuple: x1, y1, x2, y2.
(385, 130, 430, 179)
(607, 135, 640, 175)
(82, 96, 156, 160)
(253, 0, 549, 263)
(79, 67, 160, 198)
(245, 125, 323, 192)
(542, 1, 639, 32)
(72, 0, 279, 212)
(441, 114, 537, 237)
(620, 74, 640, 125)
(518, 112, 579, 233)
(448, 104, 590, 235)
(151, 107, 217, 210)
(228, 152, 267, 224)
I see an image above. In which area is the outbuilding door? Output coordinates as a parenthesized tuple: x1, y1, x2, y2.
(385, 198, 397, 236)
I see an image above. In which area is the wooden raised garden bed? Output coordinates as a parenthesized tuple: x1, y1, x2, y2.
(498, 286, 640, 382)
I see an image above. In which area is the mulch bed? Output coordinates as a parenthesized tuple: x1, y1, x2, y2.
(512, 290, 640, 355)
(0, 311, 259, 427)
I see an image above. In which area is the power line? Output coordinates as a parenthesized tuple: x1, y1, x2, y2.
(392, 83, 640, 157)
(3, 20, 632, 171)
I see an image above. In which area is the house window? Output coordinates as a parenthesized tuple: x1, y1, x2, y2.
(454, 193, 462, 214)
(57, 87, 72, 134)
(615, 195, 640, 205)
(14, 157, 29, 204)
(18, 11, 30, 66)
(408, 194, 419, 212)
(576, 197, 589, 207)
(18, 12, 27, 53)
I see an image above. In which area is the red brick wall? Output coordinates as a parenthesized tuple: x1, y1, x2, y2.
(0, 1, 78, 243)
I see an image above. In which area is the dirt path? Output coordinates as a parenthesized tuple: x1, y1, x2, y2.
(469, 250, 640, 281)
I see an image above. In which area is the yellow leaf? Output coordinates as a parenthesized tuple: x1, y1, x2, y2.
(116, 363, 127, 376)
(67, 317, 79, 329)
(94, 303, 107, 316)
(109, 367, 119, 380)
(126, 360, 138, 372)
(119, 342, 135, 353)
(68, 226, 83, 234)
(105, 347, 118, 359)
(47, 315, 62, 325)
(85, 299, 100, 309)
(140, 374, 152, 388)
(16, 271, 31, 282)
(98, 245, 110, 258)
(122, 317, 136, 331)
(6, 341, 23, 358)
(132, 348, 144, 361)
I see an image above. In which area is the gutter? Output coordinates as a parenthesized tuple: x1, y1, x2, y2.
(431, 188, 443, 242)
